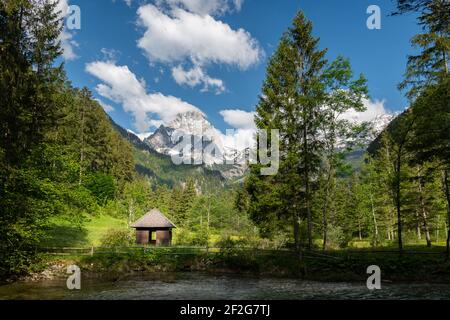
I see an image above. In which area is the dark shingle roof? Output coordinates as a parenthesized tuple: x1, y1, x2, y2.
(131, 208, 176, 228)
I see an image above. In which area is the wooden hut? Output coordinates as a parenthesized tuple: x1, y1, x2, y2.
(131, 209, 176, 246)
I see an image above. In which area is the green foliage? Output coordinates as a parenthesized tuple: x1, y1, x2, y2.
(1, 0, 448, 281)
(397, 0, 449, 99)
(133, 147, 225, 191)
(325, 226, 348, 249)
(100, 228, 135, 248)
(0, 0, 134, 278)
(86, 173, 117, 205)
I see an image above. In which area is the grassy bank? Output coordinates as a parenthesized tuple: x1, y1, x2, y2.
(33, 215, 450, 283)
(29, 246, 450, 284)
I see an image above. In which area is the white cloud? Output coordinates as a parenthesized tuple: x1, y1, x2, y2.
(340, 98, 392, 123)
(233, 0, 244, 12)
(172, 65, 225, 94)
(136, 4, 261, 92)
(156, 0, 244, 16)
(221, 128, 255, 151)
(137, 5, 261, 68)
(219, 109, 256, 150)
(110, 0, 132, 6)
(59, 29, 78, 60)
(85, 60, 202, 132)
(54, 0, 78, 60)
(95, 99, 115, 113)
(220, 109, 256, 130)
(100, 48, 120, 62)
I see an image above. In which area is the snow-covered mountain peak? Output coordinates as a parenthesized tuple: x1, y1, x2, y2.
(370, 113, 394, 136)
(169, 111, 212, 136)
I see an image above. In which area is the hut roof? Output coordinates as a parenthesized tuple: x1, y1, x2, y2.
(131, 209, 176, 229)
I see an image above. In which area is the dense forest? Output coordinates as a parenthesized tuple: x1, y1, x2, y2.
(0, 0, 136, 275)
(0, 0, 448, 280)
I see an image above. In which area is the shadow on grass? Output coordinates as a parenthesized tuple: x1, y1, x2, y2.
(39, 223, 89, 247)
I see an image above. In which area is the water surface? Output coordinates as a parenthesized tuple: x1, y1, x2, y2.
(0, 273, 449, 300)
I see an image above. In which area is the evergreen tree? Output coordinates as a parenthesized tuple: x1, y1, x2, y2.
(182, 178, 197, 215)
(247, 11, 368, 252)
(397, 0, 449, 99)
(0, 0, 63, 165)
(0, 0, 64, 275)
(249, 11, 328, 251)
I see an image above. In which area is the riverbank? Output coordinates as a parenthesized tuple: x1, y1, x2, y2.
(10, 247, 450, 285)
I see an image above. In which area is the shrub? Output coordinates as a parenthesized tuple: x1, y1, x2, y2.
(326, 225, 348, 249)
(100, 228, 134, 247)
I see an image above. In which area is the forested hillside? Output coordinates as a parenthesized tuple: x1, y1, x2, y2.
(0, 0, 136, 275)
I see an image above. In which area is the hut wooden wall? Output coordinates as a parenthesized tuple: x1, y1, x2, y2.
(136, 230, 149, 245)
(156, 230, 172, 246)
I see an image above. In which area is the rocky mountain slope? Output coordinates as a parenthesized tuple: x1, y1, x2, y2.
(111, 108, 394, 183)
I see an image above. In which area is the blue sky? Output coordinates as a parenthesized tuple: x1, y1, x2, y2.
(60, 0, 420, 136)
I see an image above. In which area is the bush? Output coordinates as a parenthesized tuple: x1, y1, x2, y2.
(217, 235, 249, 250)
(326, 225, 348, 249)
(100, 228, 134, 247)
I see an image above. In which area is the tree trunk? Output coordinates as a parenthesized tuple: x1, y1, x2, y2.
(207, 198, 211, 232)
(418, 173, 431, 247)
(127, 198, 134, 227)
(395, 152, 403, 252)
(358, 217, 362, 240)
(391, 210, 396, 241)
(444, 169, 450, 260)
(321, 167, 332, 251)
(416, 210, 422, 240)
(369, 191, 379, 246)
(436, 216, 440, 242)
(206, 196, 211, 250)
(294, 214, 301, 257)
(303, 124, 312, 250)
(294, 218, 299, 251)
(78, 100, 86, 185)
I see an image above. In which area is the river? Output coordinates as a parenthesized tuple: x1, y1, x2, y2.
(0, 273, 449, 300)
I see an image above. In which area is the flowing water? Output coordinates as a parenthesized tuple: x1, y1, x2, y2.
(0, 272, 449, 300)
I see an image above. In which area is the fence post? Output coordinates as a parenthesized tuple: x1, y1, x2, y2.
(91, 246, 94, 256)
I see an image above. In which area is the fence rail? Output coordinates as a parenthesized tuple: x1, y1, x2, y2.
(38, 246, 250, 256)
(37, 246, 448, 257)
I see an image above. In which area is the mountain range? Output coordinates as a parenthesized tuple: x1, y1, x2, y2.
(111, 110, 394, 186)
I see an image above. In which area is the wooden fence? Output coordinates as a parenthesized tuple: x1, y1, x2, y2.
(37, 246, 286, 256)
(37, 246, 448, 258)
(38, 246, 211, 256)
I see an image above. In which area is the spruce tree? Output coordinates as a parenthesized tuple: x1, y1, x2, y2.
(248, 11, 328, 251)
(397, 0, 449, 99)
